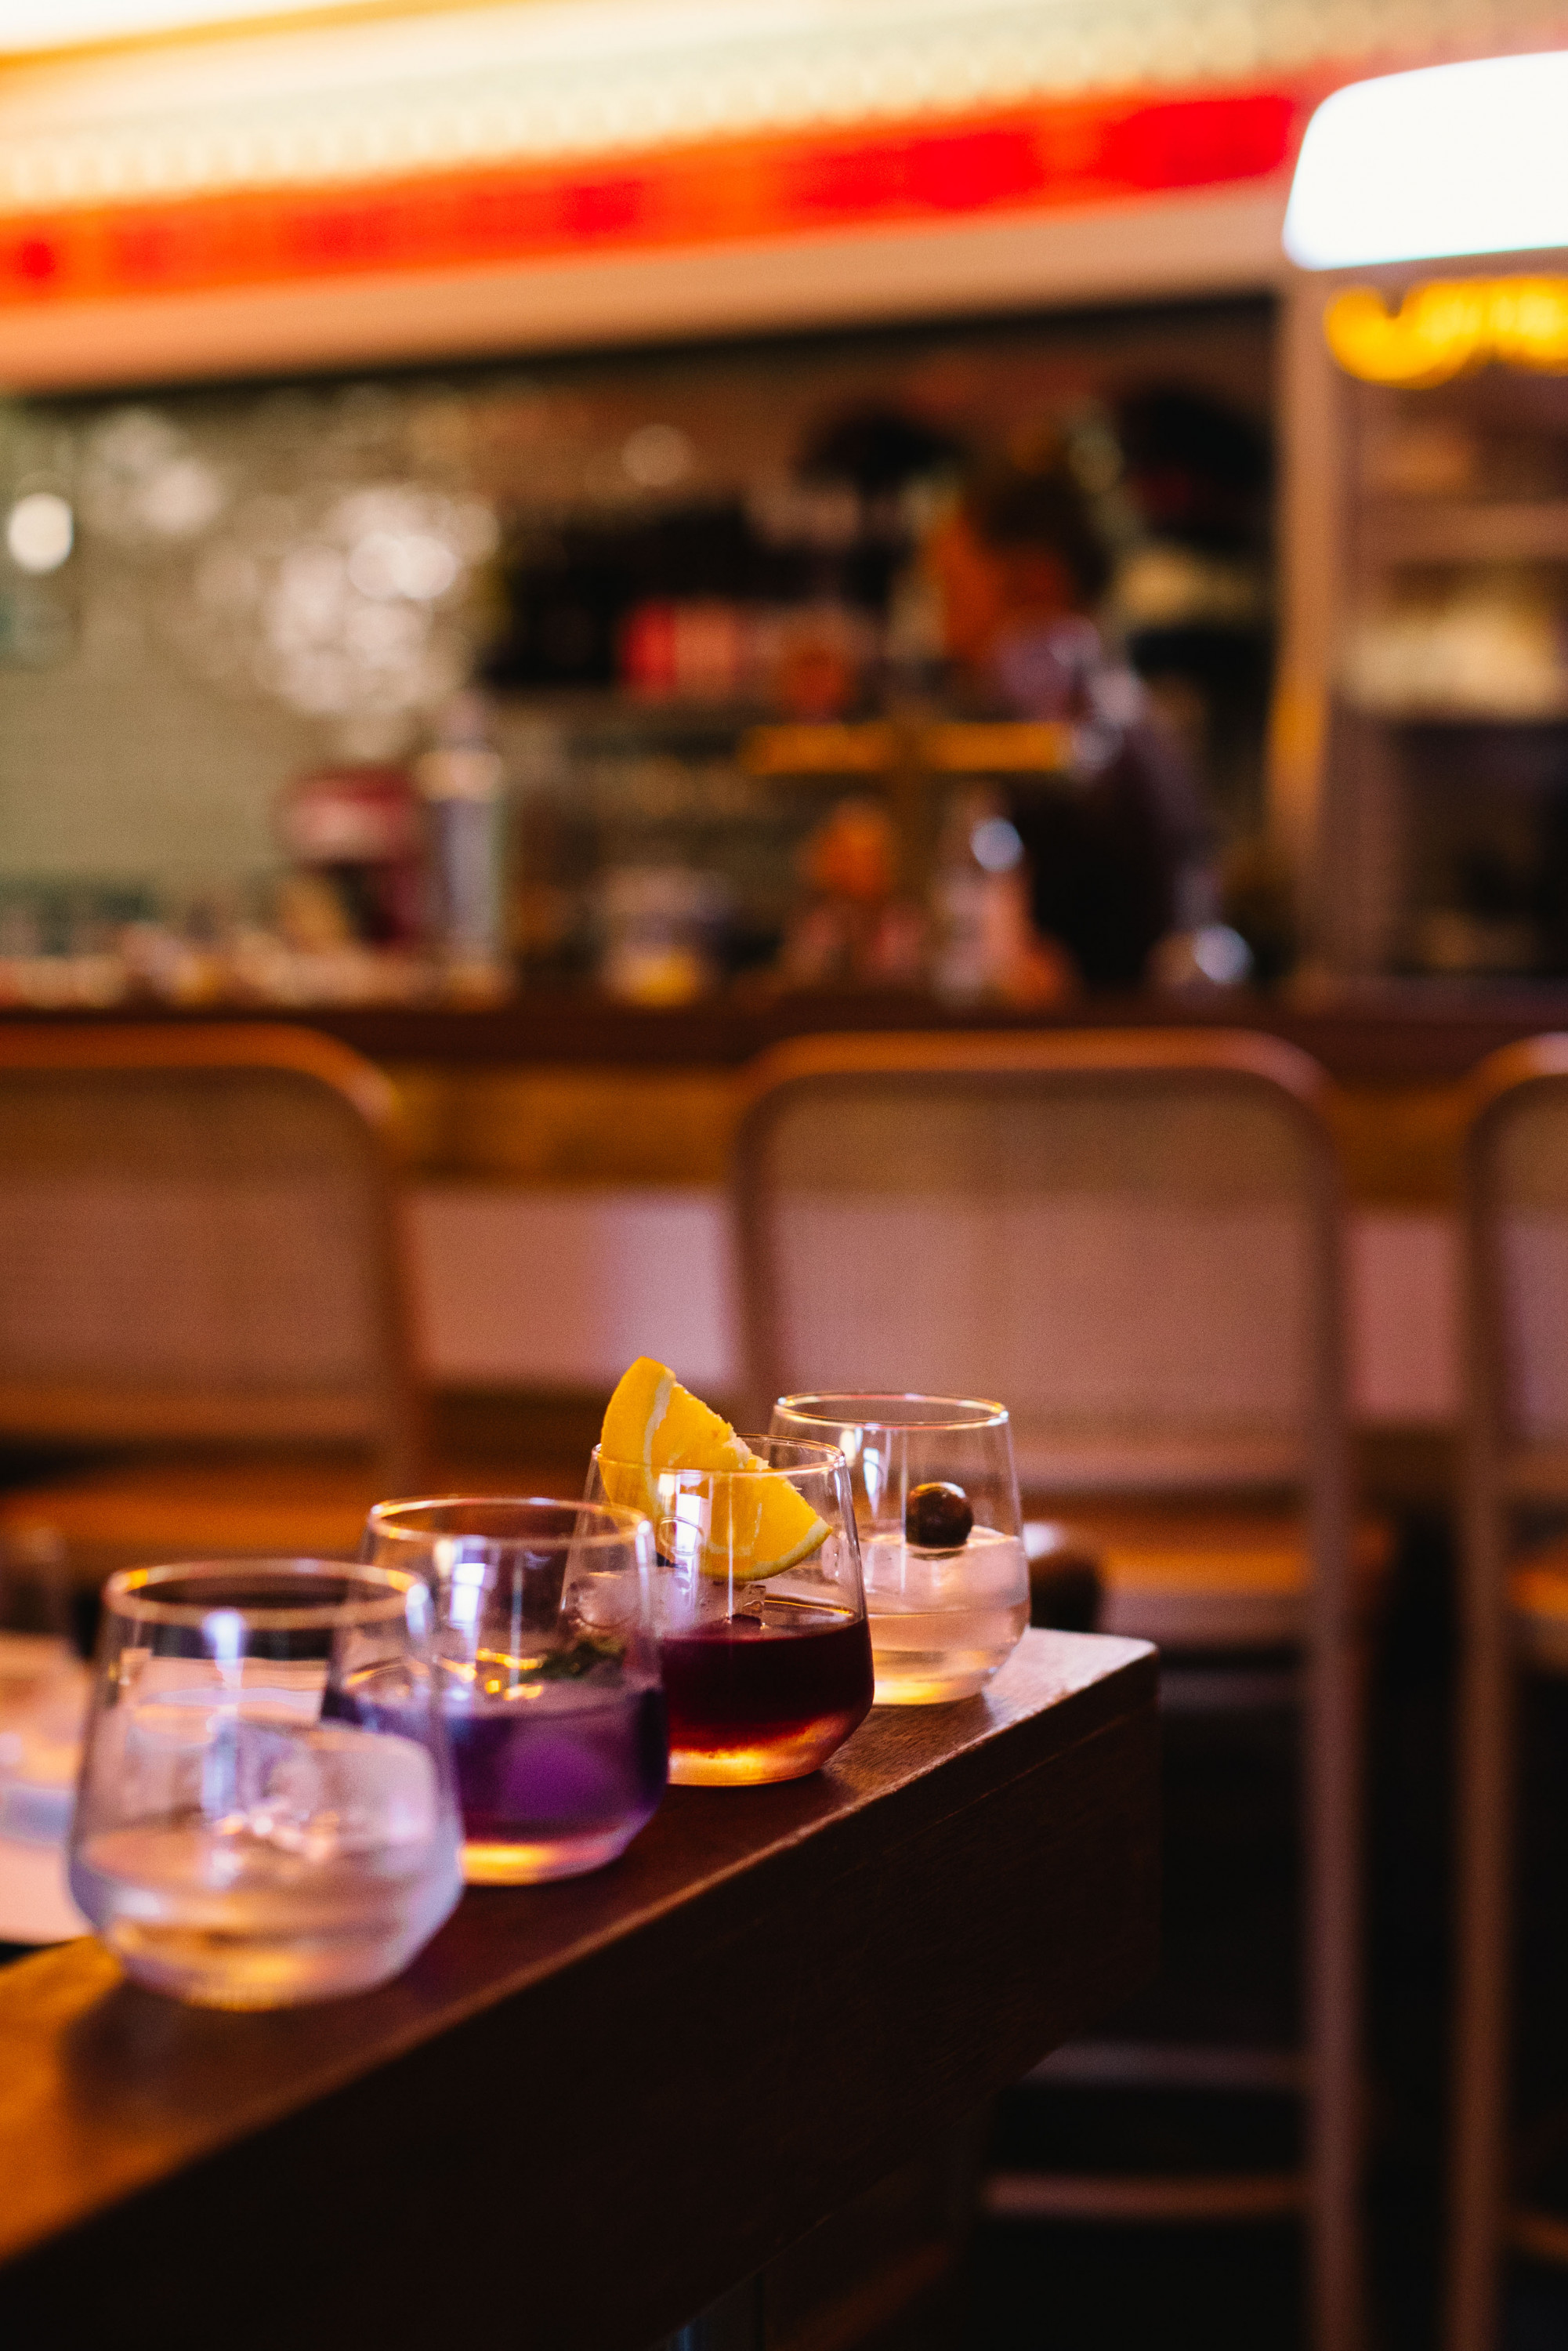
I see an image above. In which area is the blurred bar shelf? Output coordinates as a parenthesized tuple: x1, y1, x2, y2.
(1360, 499, 1568, 567)
(0, 1629, 1155, 2351)
(7, 980, 1568, 1083)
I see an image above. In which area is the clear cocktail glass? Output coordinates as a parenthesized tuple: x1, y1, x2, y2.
(68, 1558, 463, 2007)
(361, 1498, 666, 1884)
(770, 1396, 1029, 1704)
(587, 1437, 872, 1785)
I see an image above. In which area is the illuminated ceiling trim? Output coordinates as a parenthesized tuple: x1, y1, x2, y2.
(0, 187, 1287, 391)
(0, 0, 393, 60)
(0, 85, 1302, 309)
(1, 0, 1563, 316)
(3, 0, 1566, 220)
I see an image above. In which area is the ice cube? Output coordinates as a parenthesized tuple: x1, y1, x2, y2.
(860, 1527, 1029, 1610)
(242, 1723, 437, 1861)
(117, 1672, 228, 1821)
(860, 1534, 906, 1599)
(208, 1711, 301, 1828)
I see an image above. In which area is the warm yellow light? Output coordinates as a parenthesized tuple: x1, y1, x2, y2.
(0, 0, 386, 50)
(1325, 277, 1568, 387)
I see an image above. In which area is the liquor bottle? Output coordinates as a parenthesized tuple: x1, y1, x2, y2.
(414, 692, 509, 1000)
(930, 787, 1030, 1002)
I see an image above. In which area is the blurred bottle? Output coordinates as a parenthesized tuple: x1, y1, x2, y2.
(414, 693, 510, 999)
(597, 867, 727, 1004)
(930, 786, 1074, 1006)
(780, 797, 925, 991)
(620, 600, 748, 701)
(274, 763, 425, 946)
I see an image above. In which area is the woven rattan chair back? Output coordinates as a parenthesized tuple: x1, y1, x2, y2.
(0, 1023, 418, 1487)
(1450, 1038, 1568, 2351)
(732, 1027, 1360, 2350)
(734, 1029, 1340, 1497)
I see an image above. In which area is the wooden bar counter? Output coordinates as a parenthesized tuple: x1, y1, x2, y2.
(0, 1631, 1155, 2351)
(9, 976, 1568, 1081)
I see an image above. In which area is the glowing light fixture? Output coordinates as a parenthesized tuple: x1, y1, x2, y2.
(5, 491, 73, 573)
(0, 0, 382, 48)
(1284, 52, 1568, 271)
(1325, 277, 1568, 386)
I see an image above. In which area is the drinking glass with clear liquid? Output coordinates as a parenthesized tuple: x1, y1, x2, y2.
(360, 1498, 666, 1884)
(68, 1559, 463, 2008)
(769, 1396, 1030, 1704)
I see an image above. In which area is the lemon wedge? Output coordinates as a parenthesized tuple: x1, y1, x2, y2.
(599, 1356, 829, 1581)
(700, 1470, 833, 1583)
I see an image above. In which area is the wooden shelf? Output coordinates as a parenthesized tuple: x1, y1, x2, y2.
(740, 719, 1074, 777)
(18, 984, 1568, 1083)
(1345, 697, 1568, 726)
(1360, 500, 1568, 567)
(490, 700, 1077, 777)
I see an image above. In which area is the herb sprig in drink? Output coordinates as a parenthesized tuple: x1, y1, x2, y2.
(360, 1498, 666, 1882)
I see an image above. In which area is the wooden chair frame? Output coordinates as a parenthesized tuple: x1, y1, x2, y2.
(731, 1028, 1361, 2351)
(0, 1020, 422, 1491)
(1449, 1035, 1568, 2351)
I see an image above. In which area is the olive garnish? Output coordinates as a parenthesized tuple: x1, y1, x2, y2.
(905, 1481, 973, 1550)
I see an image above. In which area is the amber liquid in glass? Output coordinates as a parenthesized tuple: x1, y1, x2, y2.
(658, 1598, 873, 1785)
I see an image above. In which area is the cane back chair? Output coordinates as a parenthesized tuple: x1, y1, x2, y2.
(1449, 1037, 1568, 2349)
(730, 1028, 1363, 2351)
(0, 1022, 422, 1576)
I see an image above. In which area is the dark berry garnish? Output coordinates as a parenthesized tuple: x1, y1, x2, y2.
(905, 1482, 973, 1550)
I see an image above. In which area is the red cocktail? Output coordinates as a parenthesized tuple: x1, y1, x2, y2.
(659, 1599, 872, 1784)
(589, 1436, 871, 1786)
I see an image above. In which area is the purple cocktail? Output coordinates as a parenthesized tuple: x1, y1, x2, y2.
(444, 1675, 666, 1881)
(358, 1498, 666, 1883)
(338, 1654, 667, 1884)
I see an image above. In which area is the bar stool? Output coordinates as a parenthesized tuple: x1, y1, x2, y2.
(730, 1028, 1363, 2351)
(0, 1022, 423, 1581)
(1449, 1036, 1568, 2350)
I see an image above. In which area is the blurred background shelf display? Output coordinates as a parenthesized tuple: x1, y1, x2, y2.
(1313, 350, 1568, 980)
(0, 296, 1277, 1009)
(1359, 501, 1568, 567)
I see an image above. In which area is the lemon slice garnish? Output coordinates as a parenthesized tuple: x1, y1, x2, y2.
(599, 1357, 828, 1581)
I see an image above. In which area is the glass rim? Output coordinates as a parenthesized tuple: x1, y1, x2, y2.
(365, 1494, 650, 1550)
(103, 1557, 424, 1632)
(590, 1435, 846, 1480)
(773, 1393, 1010, 1433)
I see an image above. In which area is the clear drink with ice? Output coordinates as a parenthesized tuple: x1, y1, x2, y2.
(68, 1563, 462, 2009)
(860, 1526, 1030, 1702)
(770, 1394, 1030, 1704)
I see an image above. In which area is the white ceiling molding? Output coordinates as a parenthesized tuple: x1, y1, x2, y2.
(0, 0, 1564, 217)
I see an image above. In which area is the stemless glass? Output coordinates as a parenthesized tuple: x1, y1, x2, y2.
(360, 1499, 665, 1885)
(588, 1437, 872, 1786)
(68, 1559, 462, 2009)
(770, 1396, 1029, 1704)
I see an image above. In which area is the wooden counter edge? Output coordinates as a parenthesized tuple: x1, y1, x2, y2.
(0, 1630, 1158, 2349)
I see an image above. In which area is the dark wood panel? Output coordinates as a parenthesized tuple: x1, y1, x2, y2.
(0, 1630, 1156, 2351)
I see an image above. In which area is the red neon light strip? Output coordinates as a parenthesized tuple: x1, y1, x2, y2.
(0, 85, 1301, 306)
